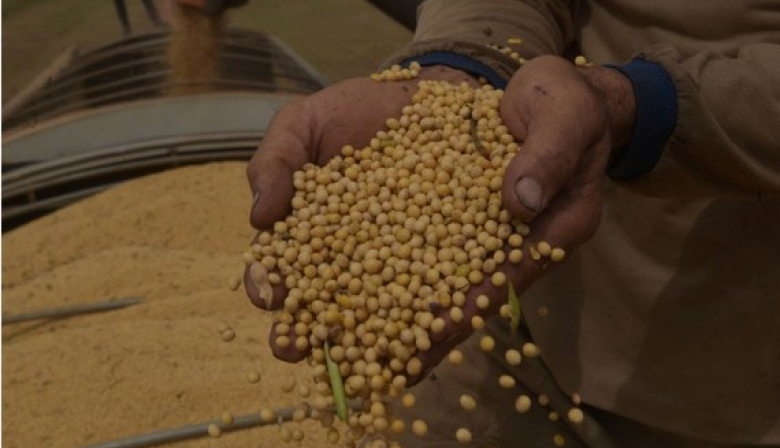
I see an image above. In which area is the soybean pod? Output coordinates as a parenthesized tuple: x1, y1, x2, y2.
(324, 340, 348, 422)
(508, 283, 521, 334)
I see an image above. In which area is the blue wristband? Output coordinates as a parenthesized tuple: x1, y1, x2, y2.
(401, 52, 508, 89)
(606, 58, 678, 180)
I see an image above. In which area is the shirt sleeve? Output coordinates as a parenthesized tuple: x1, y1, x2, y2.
(381, 0, 577, 81)
(616, 42, 780, 198)
(384, 0, 780, 199)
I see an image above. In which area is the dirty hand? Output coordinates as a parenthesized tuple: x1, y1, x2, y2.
(244, 66, 480, 361)
(244, 57, 635, 383)
(410, 56, 636, 381)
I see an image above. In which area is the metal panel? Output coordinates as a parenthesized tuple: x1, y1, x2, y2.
(3, 28, 327, 131)
(2, 92, 295, 165)
(2, 28, 326, 230)
(2, 131, 265, 230)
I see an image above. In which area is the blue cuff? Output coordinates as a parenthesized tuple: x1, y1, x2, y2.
(401, 52, 508, 89)
(606, 58, 678, 180)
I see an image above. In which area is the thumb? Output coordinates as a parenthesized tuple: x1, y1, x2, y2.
(501, 122, 581, 222)
(247, 104, 312, 229)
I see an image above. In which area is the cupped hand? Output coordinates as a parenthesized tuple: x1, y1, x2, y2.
(244, 56, 635, 381)
(244, 66, 480, 361)
(409, 56, 636, 382)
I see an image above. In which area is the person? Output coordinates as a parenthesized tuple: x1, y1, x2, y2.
(236, 1, 780, 446)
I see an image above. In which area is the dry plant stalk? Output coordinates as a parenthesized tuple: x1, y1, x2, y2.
(167, 4, 224, 95)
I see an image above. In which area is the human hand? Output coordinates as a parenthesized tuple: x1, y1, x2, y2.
(244, 56, 635, 383)
(244, 66, 481, 362)
(409, 56, 636, 381)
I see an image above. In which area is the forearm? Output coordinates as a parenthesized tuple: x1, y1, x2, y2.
(382, 1, 780, 199)
(381, 0, 636, 161)
(382, 0, 577, 83)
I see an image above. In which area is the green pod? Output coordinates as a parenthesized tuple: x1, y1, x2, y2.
(508, 283, 521, 334)
(324, 340, 348, 422)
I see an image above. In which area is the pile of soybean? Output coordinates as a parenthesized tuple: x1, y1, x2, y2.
(239, 68, 571, 447)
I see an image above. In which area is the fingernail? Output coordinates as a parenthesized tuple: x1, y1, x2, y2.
(249, 262, 274, 309)
(515, 177, 544, 212)
(251, 191, 261, 218)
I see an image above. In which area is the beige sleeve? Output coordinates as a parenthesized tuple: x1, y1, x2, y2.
(621, 43, 780, 198)
(381, 0, 577, 79)
(384, 1, 780, 199)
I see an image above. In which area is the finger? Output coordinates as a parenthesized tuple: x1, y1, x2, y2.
(247, 102, 313, 230)
(408, 330, 470, 386)
(530, 192, 601, 253)
(243, 261, 289, 310)
(518, 143, 605, 257)
(268, 319, 310, 363)
(243, 232, 290, 310)
(499, 62, 604, 223)
(413, 276, 511, 386)
(427, 288, 490, 346)
(496, 177, 603, 302)
(500, 117, 586, 222)
(422, 177, 602, 364)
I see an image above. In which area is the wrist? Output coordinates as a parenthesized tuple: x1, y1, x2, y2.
(601, 59, 678, 180)
(577, 65, 636, 157)
(401, 52, 509, 89)
(417, 65, 483, 89)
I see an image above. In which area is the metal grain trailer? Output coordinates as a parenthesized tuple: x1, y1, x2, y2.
(2, 28, 327, 231)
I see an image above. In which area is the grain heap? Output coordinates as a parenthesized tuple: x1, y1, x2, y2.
(240, 68, 570, 446)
